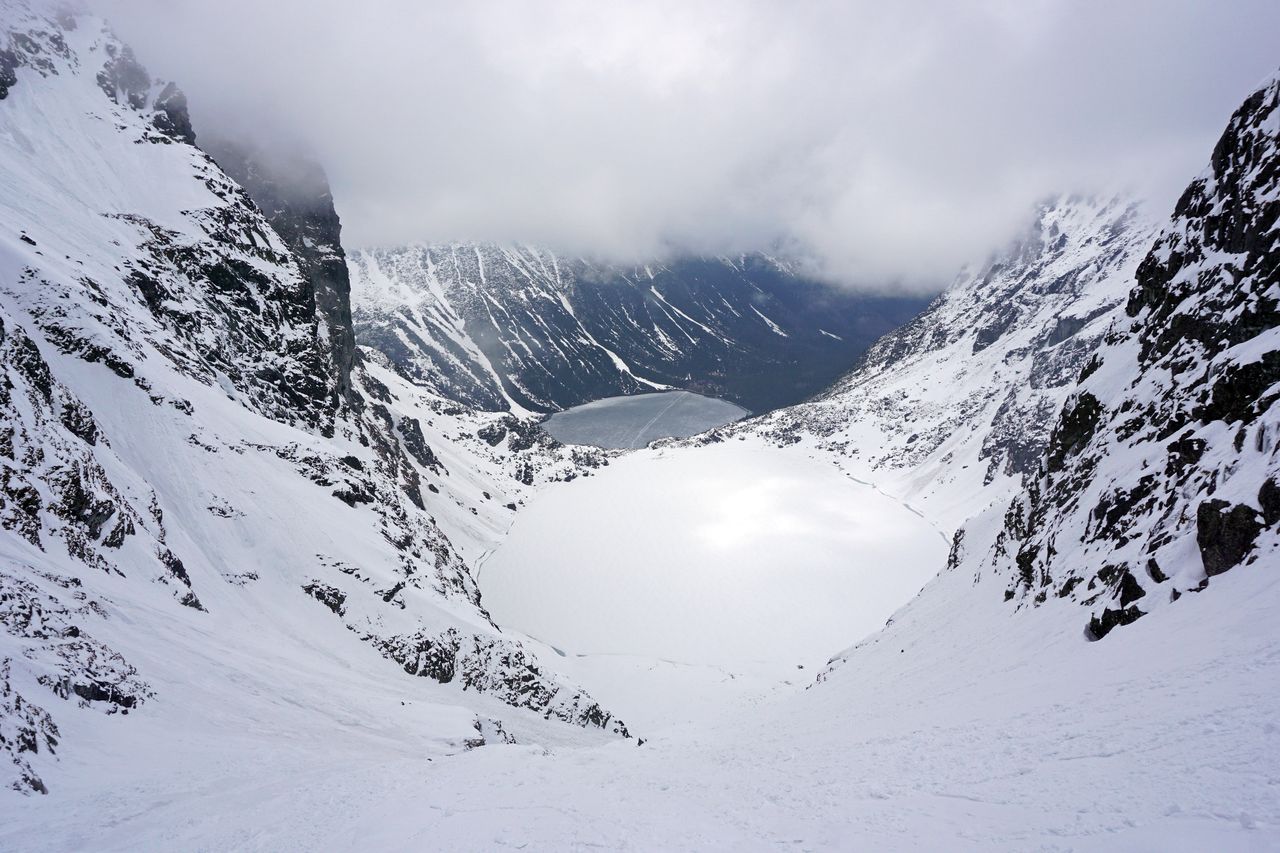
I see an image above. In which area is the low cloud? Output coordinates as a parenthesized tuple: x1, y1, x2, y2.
(95, 0, 1280, 291)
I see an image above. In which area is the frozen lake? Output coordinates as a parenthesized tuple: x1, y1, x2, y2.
(479, 443, 948, 670)
(542, 390, 749, 449)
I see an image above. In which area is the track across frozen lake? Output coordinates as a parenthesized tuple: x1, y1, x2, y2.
(480, 443, 948, 672)
(542, 390, 749, 449)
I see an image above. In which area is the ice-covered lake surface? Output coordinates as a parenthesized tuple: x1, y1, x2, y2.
(480, 444, 949, 680)
(542, 390, 749, 449)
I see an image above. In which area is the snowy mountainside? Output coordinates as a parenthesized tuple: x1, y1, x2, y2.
(734, 69, 1280, 651)
(0, 4, 624, 796)
(944, 68, 1280, 640)
(760, 75, 1280, 837)
(349, 245, 927, 413)
(719, 194, 1159, 530)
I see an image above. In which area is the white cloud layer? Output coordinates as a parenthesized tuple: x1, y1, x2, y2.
(95, 0, 1280, 291)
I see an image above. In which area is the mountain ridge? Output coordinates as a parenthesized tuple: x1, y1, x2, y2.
(707, 193, 1160, 531)
(349, 243, 928, 413)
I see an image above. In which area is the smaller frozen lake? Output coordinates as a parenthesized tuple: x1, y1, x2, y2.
(542, 390, 749, 449)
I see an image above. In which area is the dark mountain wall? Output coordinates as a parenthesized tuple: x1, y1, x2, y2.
(203, 137, 360, 416)
(350, 245, 927, 413)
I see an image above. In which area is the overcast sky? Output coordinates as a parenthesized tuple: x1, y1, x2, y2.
(96, 0, 1279, 291)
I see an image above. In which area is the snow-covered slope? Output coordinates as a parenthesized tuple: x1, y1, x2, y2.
(0, 3, 625, 797)
(723, 67, 1280, 672)
(942, 68, 1280, 640)
(349, 245, 927, 413)
(720, 194, 1159, 531)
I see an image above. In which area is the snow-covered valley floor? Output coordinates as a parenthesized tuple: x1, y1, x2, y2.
(4, 436, 1279, 851)
(0, 427, 1274, 845)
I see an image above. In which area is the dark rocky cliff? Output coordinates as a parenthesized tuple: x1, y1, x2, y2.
(204, 138, 361, 419)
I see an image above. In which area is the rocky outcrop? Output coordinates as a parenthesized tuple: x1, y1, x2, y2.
(365, 628, 629, 737)
(1196, 500, 1264, 577)
(1, 568, 152, 794)
(0, 316, 200, 608)
(95, 42, 194, 145)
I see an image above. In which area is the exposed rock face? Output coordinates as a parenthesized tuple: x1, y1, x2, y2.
(95, 42, 195, 146)
(959, 70, 1280, 637)
(0, 316, 199, 609)
(0, 47, 17, 99)
(1, 569, 152, 794)
(364, 628, 628, 736)
(349, 246, 927, 413)
(203, 137, 360, 418)
(1196, 501, 1264, 577)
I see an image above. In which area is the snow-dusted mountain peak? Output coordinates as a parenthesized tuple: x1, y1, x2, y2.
(716, 192, 1160, 530)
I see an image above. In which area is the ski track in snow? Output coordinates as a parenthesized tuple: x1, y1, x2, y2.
(628, 390, 689, 448)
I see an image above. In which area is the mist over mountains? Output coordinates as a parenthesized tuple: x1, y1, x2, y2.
(0, 2, 1278, 850)
(95, 0, 1280, 287)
